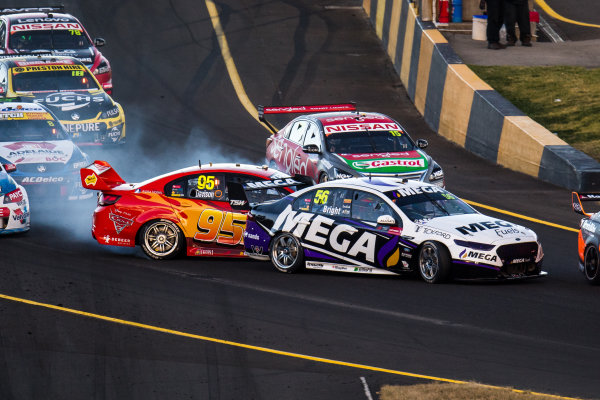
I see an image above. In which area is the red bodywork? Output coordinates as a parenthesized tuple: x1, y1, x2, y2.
(80, 161, 293, 257)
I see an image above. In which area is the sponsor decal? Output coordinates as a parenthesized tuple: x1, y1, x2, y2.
(194, 209, 246, 246)
(243, 178, 301, 190)
(35, 92, 104, 112)
(108, 210, 134, 234)
(268, 136, 309, 176)
(12, 65, 84, 74)
(273, 207, 377, 263)
(21, 176, 64, 183)
(105, 107, 120, 117)
(10, 23, 82, 32)
(324, 123, 400, 134)
(63, 122, 102, 133)
(15, 60, 74, 67)
(0, 112, 24, 119)
(85, 173, 97, 186)
(96, 66, 110, 75)
(494, 227, 521, 237)
(415, 226, 451, 239)
(455, 220, 513, 235)
(6, 190, 23, 203)
(581, 194, 600, 200)
(37, 165, 46, 173)
(102, 235, 132, 245)
(396, 186, 444, 197)
(244, 232, 260, 241)
(353, 266, 375, 273)
(15, 17, 73, 23)
(248, 245, 264, 254)
(230, 199, 247, 206)
(352, 158, 425, 170)
(573, 202, 583, 212)
(510, 258, 531, 264)
(11, 208, 29, 224)
(459, 249, 498, 263)
(195, 249, 214, 256)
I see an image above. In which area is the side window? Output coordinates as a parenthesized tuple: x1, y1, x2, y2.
(188, 174, 228, 201)
(293, 190, 314, 211)
(311, 188, 352, 217)
(303, 122, 321, 148)
(351, 190, 395, 223)
(288, 120, 308, 144)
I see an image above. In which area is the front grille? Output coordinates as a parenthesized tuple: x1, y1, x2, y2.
(496, 242, 538, 262)
(370, 171, 426, 181)
(16, 163, 67, 173)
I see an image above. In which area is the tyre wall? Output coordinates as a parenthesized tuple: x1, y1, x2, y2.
(363, 0, 600, 191)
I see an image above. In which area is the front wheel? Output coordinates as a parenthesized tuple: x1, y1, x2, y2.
(418, 241, 451, 283)
(140, 219, 184, 260)
(270, 232, 304, 273)
(584, 245, 600, 284)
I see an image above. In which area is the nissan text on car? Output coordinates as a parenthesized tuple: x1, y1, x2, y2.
(0, 6, 113, 93)
(0, 55, 125, 146)
(261, 103, 444, 186)
(245, 177, 546, 283)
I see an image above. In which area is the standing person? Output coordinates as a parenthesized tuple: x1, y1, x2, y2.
(504, 0, 532, 46)
(480, 0, 506, 49)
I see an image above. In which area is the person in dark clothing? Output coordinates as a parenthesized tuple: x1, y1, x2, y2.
(480, 0, 506, 49)
(504, 0, 532, 46)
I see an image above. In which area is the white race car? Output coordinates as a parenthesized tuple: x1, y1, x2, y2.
(244, 177, 546, 283)
(0, 160, 30, 234)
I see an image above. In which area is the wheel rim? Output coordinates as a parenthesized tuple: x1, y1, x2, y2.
(585, 246, 599, 280)
(144, 221, 179, 257)
(419, 245, 439, 280)
(272, 235, 299, 269)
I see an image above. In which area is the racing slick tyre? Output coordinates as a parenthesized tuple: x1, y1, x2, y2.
(418, 241, 451, 284)
(584, 245, 600, 285)
(140, 219, 184, 260)
(318, 172, 329, 183)
(270, 232, 304, 273)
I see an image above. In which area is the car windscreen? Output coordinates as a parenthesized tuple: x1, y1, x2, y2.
(9, 30, 91, 50)
(386, 188, 477, 223)
(0, 118, 66, 141)
(325, 130, 415, 154)
(11, 68, 100, 92)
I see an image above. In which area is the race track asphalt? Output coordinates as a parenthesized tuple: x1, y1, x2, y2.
(1, 1, 598, 399)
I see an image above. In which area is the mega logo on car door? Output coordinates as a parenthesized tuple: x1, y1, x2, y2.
(272, 188, 408, 270)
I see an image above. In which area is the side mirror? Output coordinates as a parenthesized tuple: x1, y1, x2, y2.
(3, 163, 16, 173)
(302, 144, 321, 154)
(94, 38, 106, 47)
(377, 215, 395, 225)
(416, 139, 428, 149)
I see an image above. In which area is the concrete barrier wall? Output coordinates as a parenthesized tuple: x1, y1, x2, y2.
(363, 0, 600, 192)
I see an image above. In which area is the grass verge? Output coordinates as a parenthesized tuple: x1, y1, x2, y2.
(469, 65, 600, 161)
(379, 382, 586, 400)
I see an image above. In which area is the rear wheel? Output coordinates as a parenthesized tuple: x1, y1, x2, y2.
(418, 241, 451, 283)
(584, 245, 600, 284)
(140, 219, 183, 260)
(270, 232, 304, 273)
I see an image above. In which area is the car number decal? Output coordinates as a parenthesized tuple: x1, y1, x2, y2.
(194, 209, 245, 245)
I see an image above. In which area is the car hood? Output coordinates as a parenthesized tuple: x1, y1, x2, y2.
(0, 140, 75, 164)
(335, 150, 429, 174)
(28, 90, 113, 120)
(414, 214, 537, 244)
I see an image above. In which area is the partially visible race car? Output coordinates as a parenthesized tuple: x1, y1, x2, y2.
(245, 177, 546, 283)
(0, 102, 90, 200)
(0, 6, 113, 93)
(0, 158, 30, 234)
(572, 192, 600, 284)
(260, 103, 444, 186)
(80, 161, 300, 259)
(0, 55, 125, 146)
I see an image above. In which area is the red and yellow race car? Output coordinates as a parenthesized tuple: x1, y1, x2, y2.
(80, 160, 299, 259)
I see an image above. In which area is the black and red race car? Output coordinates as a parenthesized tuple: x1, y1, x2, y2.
(80, 161, 299, 260)
(260, 103, 444, 186)
(572, 192, 600, 284)
(0, 6, 113, 93)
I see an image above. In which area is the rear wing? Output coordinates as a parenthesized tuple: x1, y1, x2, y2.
(258, 102, 357, 134)
(572, 192, 600, 217)
(0, 6, 65, 15)
(80, 160, 126, 191)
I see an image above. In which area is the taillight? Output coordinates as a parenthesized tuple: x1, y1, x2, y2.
(4, 188, 23, 203)
(98, 193, 120, 206)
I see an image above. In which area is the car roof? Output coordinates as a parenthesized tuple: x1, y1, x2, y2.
(5, 13, 79, 24)
(0, 55, 83, 68)
(301, 176, 442, 194)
